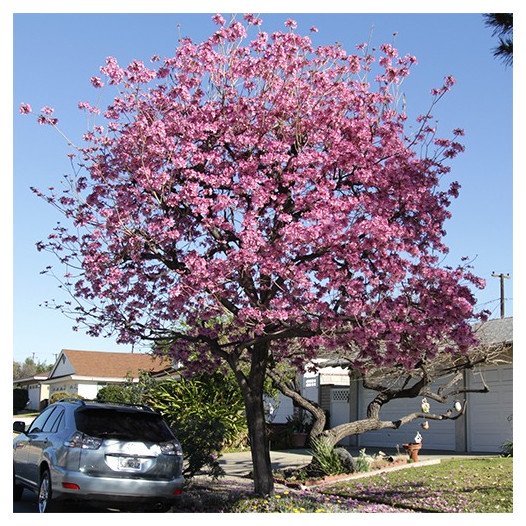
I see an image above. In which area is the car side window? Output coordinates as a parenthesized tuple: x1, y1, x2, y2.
(28, 406, 57, 433)
(43, 408, 64, 433)
(50, 410, 65, 433)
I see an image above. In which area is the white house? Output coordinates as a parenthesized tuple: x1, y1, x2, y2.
(295, 317, 513, 453)
(13, 373, 51, 411)
(16, 349, 171, 404)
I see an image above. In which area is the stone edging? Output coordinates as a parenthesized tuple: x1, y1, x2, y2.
(279, 458, 442, 490)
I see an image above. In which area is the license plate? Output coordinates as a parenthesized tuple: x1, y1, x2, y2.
(118, 457, 141, 470)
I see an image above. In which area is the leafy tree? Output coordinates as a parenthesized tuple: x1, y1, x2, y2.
(24, 15, 485, 495)
(13, 357, 51, 380)
(483, 13, 513, 66)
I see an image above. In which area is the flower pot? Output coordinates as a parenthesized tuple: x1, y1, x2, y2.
(402, 442, 422, 462)
(290, 432, 309, 448)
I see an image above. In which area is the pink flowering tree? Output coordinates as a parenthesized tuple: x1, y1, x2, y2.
(24, 15, 486, 495)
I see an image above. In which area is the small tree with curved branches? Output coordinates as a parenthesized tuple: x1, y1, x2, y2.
(269, 337, 510, 449)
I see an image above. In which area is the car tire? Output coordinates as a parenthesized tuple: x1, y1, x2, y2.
(38, 469, 55, 513)
(151, 501, 172, 513)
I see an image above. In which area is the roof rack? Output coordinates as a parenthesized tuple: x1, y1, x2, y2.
(55, 398, 86, 405)
(86, 401, 156, 412)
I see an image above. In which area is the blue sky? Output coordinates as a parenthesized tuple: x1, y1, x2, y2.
(9, 6, 514, 366)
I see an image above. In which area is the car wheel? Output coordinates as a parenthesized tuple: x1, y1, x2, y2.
(13, 473, 24, 501)
(151, 501, 172, 513)
(38, 469, 54, 513)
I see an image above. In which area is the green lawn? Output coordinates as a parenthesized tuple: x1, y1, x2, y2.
(176, 457, 512, 513)
(322, 457, 513, 513)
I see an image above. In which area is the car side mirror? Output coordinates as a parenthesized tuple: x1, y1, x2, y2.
(13, 421, 26, 433)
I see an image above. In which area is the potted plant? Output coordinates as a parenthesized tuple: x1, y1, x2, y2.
(402, 432, 423, 462)
(286, 411, 313, 448)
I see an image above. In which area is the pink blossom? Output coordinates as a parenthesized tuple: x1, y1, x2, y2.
(90, 76, 104, 88)
(285, 18, 297, 29)
(444, 75, 456, 88)
(244, 13, 262, 26)
(19, 103, 32, 114)
(212, 13, 225, 26)
(310, 26, 318, 33)
(40, 106, 54, 115)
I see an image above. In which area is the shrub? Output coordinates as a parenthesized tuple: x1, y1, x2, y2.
(501, 440, 513, 457)
(285, 411, 314, 433)
(13, 389, 29, 413)
(97, 372, 156, 405)
(175, 415, 226, 479)
(96, 384, 136, 404)
(309, 437, 345, 476)
(145, 372, 249, 478)
(355, 448, 372, 472)
(49, 391, 84, 404)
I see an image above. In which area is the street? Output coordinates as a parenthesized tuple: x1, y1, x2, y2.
(13, 489, 113, 513)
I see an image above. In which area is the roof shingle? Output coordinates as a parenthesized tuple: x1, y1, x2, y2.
(60, 349, 171, 379)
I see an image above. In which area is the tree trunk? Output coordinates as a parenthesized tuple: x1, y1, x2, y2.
(231, 342, 275, 496)
(244, 390, 274, 495)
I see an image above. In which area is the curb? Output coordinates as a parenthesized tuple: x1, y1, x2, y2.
(284, 458, 442, 490)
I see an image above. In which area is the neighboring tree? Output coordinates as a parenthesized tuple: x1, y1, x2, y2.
(25, 15, 486, 495)
(269, 337, 511, 449)
(96, 371, 156, 404)
(483, 13, 513, 66)
(13, 357, 51, 381)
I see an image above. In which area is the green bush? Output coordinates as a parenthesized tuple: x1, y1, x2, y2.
(309, 437, 346, 477)
(355, 448, 372, 472)
(96, 384, 136, 404)
(145, 372, 249, 478)
(13, 388, 29, 413)
(49, 391, 84, 404)
(501, 440, 513, 457)
(96, 372, 157, 405)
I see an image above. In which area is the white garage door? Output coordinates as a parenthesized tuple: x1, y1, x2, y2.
(358, 382, 456, 451)
(467, 366, 512, 452)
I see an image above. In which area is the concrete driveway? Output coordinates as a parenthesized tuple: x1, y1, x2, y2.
(218, 449, 312, 476)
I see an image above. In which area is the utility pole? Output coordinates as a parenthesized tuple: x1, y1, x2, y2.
(491, 272, 510, 318)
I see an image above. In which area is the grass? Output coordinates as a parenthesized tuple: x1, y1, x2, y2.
(175, 457, 512, 513)
(322, 457, 513, 513)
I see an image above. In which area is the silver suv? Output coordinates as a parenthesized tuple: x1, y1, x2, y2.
(13, 400, 184, 512)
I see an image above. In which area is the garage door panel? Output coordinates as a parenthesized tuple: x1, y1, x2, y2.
(467, 366, 513, 453)
(358, 383, 456, 450)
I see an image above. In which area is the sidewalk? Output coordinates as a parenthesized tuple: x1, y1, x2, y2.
(218, 447, 497, 476)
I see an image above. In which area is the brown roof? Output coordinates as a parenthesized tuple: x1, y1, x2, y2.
(59, 349, 172, 379)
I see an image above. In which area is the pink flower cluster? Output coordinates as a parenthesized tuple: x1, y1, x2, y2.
(29, 15, 483, 375)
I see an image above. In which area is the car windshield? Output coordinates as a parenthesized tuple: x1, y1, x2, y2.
(75, 407, 174, 442)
